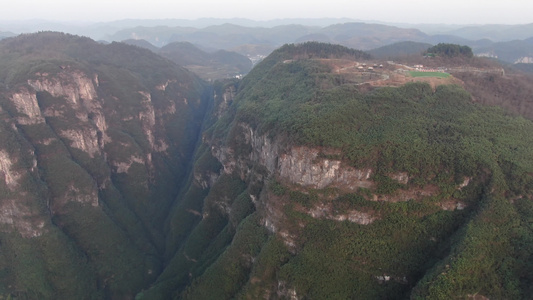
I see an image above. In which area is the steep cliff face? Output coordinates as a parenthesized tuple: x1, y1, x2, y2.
(0, 32, 210, 299)
(146, 43, 533, 300)
(205, 121, 470, 249)
(212, 122, 372, 187)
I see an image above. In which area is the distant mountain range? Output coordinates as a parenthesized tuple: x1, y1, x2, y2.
(107, 22, 428, 50)
(368, 41, 433, 58)
(473, 38, 533, 64)
(122, 39, 252, 80)
(444, 23, 533, 41)
(2, 19, 533, 65)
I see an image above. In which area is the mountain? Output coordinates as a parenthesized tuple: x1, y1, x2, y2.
(158, 41, 252, 80)
(109, 22, 428, 54)
(165, 23, 320, 51)
(0, 32, 210, 299)
(143, 42, 533, 299)
(473, 39, 533, 64)
(512, 62, 533, 74)
(368, 41, 433, 58)
(315, 22, 428, 50)
(445, 23, 533, 42)
(1, 33, 533, 300)
(110, 26, 197, 47)
(67, 21, 533, 66)
(121, 38, 160, 52)
(120, 39, 252, 80)
(4, 20, 533, 63)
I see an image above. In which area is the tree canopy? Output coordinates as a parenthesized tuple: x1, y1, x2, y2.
(425, 43, 474, 58)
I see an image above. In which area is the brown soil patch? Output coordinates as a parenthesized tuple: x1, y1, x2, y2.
(313, 58, 465, 89)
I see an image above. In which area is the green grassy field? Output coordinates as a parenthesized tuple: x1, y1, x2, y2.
(410, 71, 450, 78)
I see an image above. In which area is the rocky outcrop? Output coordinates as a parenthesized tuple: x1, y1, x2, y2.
(0, 150, 20, 189)
(390, 172, 409, 185)
(11, 69, 112, 155)
(277, 281, 300, 300)
(60, 185, 99, 207)
(209, 123, 381, 254)
(214, 85, 236, 118)
(112, 155, 145, 173)
(279, 147, 373, 190)
(372, 185, 439, 202)
(0, 199, 47, 238)
(138, 91, 157, 151)
(11, 88, 45, 125)
(515, 56, 533, 64)
(60, 129, 101, 158)
(440, 200, 466, 211)
(28, 70, 97, 104)
(1, 62, 202, 238)
(306, 203, 376, 225)
(0, 32, 214, 299)
(10, 67, 178, 162)
(213, 123, 373, 191)
(155, 79, 177, 91)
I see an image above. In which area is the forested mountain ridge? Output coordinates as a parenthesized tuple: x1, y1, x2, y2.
(0, 32, 211, 299)
(143, 42, 533, 299)
(0, 33, 533, 300)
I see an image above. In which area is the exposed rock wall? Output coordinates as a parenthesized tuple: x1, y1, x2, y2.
(11, 88, 45, 125)
(27, 70, 97, 104)
(0, 150, 20, 189)
(279, 147, 373, 190)
(207, 119, 473, 258)
(0, 199, 47, 238)
(213, 123, 373, 190)
(0, 63, 206, 243)
(59, 129, 101, 158)
(306, 203, 376, 225)
(0, 32, 215, 299)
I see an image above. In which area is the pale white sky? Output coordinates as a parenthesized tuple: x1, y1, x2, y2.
(2, 0, 532, 24)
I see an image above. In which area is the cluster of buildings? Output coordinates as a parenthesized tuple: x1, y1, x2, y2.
(357, 63, 384, 71)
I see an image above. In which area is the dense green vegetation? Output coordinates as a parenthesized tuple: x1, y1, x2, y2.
(173, 42, 533, 299)
(228, 44, 533, 189)
(425, 43, 474, 58)
(1, 33, 533, 300)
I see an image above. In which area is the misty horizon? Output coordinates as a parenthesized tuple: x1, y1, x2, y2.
(3, 0, 533, 25)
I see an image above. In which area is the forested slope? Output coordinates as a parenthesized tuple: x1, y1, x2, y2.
(1, 35, 532, 300)
(143, 42, 533, 299)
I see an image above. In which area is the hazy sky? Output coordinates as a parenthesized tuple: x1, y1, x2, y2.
(3, 0, 532, 24)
